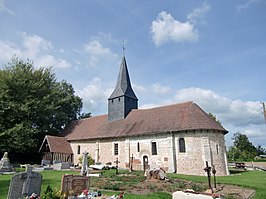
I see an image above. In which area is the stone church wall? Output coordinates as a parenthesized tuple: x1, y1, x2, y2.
(70, 130, 228, 176)
(175, 130, 228, 176)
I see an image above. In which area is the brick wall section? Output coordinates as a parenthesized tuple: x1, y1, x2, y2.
(70, 130, 228, 176)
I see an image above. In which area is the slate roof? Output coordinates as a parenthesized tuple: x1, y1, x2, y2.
(64, 101, 227, 141)
(108, 56, 138, 100)
(39, 135, 73, 154)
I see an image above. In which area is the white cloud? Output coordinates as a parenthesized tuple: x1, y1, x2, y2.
(174, 87, 263, 127)
(151, 11, 198, 46)
(84, 40, 117, 67)
(36, 55, 70, 68)
(76, 77, 113, 113)
(236, 0, 261, 12)
(132, 83, 147, 93)
(187, 2, 211, 24)
(243, 129, 264, 137)
(140, 103, 161, 109)
(0, 40, 21, 61)
(0, 32, 70, 69)
(0, 0, 14, 14)
(152, 84, 171, 94)
(151, 2, 211, 46)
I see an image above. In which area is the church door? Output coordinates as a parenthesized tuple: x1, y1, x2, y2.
(143, 155, 149, 171)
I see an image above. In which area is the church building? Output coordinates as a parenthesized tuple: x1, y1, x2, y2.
(40, 56, 229, 176)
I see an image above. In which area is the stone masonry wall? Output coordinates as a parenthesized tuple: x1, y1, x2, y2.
(70, 130, 228, 176)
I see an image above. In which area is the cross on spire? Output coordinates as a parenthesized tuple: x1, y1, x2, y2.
(122, 40, 125, 56)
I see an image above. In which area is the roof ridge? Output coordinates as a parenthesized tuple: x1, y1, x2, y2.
(80, 114, 107, 121)
(135, 101, 194, 112)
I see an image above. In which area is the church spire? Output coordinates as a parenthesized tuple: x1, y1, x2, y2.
(108, 56, 138, 121)
(108, 56, 137, 100)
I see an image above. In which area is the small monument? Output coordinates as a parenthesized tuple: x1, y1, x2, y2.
(7, 165, 42, 199)
(80, 151, 88, 176)
(0, 152, 12, 172)
(61, 174, 89, 196)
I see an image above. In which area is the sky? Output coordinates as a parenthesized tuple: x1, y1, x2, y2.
(0, 0, 266, 148)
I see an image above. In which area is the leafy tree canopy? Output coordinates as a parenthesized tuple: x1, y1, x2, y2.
(0, 57, 82, 153)
(227, 132, 259, 161)
(208, 113, 222, 125)
(79, 112, 92, 119)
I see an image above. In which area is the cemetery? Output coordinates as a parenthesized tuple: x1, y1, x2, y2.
(1, 56, 266, 199)
(1, 151, 266, 199)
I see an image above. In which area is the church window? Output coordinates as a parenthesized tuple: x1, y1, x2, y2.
(114, 143, 119, 155)
(137, 142, 140, 152)
(216, 144, 219, 155)
(118, 98, 120, 102)
(179, 138, 186, 153)
(151, 142, 157, 155)
(77, 145, 81, 154)
(112, 99, 114, 103)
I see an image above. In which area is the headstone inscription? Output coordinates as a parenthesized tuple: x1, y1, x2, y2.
(61, 174, 89, 196)
(7, 165, 42, 199)
(0, 152, 12, 172)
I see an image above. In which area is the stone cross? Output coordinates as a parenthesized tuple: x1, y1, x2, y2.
(114, 158, 120, 175)
(80, 151, 88, 176)
(204, 161, 212, 192)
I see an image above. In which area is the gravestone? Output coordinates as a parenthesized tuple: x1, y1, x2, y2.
(80, 151, 88, 176)
(54, 162, 70, 170)
(61, 174, 89, 196)
(7, 165, 42, 199)
(41, 159, 51, 166)
(0, 152, 12, 172)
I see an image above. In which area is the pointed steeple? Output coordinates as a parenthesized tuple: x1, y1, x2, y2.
(108, 56, 137, 100)
(108, 56, 138, 121)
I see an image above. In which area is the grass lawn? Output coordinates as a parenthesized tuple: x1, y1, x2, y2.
(168, 169, 266, 199)
(0, 169, 265, 199)
(0, 170, 171, 199)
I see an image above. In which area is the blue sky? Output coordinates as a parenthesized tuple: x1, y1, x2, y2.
(1, 0, 266, 148)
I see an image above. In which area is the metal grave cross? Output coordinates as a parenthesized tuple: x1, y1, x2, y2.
(114, 158, 120, 175)
(204, 161, 212, 192)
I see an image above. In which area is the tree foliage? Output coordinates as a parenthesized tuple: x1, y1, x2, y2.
(79, 112, 92, 119)
(0, 57, 82, 153)
(227, 132, 258, 161)
(208, 113, 221, 125)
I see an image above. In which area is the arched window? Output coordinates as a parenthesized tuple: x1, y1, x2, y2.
(77, 145, 81, 154)
(179, 138, 186, 153)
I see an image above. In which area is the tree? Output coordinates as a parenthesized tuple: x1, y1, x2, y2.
(79, 112, 92, 119)
(208, 113, 222, 125)
(256, 145, 266, 155)
(0, 57, 82, 153)
(227, 132, 257, 161)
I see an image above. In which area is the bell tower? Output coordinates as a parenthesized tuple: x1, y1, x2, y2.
(108, 56, 138, 121)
